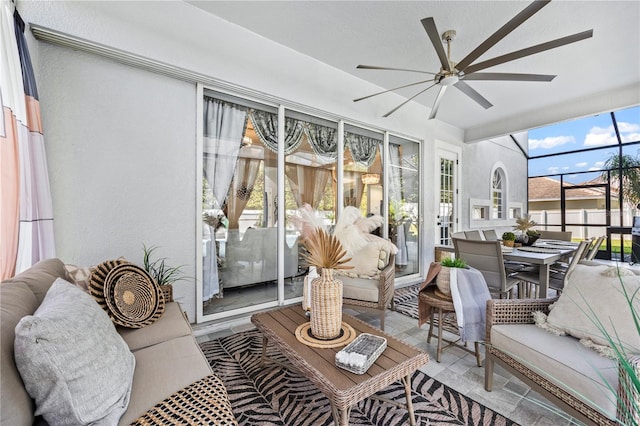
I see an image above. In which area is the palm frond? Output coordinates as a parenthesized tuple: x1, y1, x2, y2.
(301, 228, 352, 270)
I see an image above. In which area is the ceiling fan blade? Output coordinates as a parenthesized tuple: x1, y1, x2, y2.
(383, 84, 437, 117)
(420, 17, 451, 72)
(463, 72, 556, 82)
(456, 0, 551, 72)
(353, 79, 433, 102)
(462, 30, 594, 74)
(428, 85, 450, 119)
(356, 65, 437, 75)
(453, 81, 493, 109)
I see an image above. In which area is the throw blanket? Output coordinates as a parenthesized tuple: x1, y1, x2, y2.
(449, 267, 491, 343)
(418, 263, 490, 343)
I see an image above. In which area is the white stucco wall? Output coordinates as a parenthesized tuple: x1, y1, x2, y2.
(17, 0, 526, 321)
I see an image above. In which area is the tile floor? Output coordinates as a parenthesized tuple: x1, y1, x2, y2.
(196, 304, 587, 425)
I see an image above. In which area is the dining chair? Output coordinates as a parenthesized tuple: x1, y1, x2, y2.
(584, 235, 606, 261)
(464, 230, 484, 240)
(482, 229, 499, 241)
(537, 230, 573, 241)
(453, 238, 521, 299)
(512, 239, 591, 297)
(451, 231, 467, 240)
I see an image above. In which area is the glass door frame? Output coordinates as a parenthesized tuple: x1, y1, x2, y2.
(196, 84, 424, 323)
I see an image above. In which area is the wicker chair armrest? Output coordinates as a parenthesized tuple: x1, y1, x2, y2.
(617, 354, 640, 425)
(379, 254, 396, 308)
(160, 284, 174, 303)
(486, 297, 559, 326)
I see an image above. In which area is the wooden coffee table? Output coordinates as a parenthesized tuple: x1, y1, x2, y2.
(251, 305, 429, 426)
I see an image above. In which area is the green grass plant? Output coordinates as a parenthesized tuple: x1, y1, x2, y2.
(440, 257, 467, 268)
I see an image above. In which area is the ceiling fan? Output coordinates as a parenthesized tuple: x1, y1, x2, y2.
(354, 0, 593, 120)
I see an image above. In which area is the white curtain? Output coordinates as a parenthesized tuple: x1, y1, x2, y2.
(1, 4, 55, 278)
(202, 97, 247, 301)
(203, 97, 248, 208)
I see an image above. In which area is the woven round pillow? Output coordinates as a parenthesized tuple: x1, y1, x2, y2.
(103, 263, 165, 328)
(89, 258, 128, 312)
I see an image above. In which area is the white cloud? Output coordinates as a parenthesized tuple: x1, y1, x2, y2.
(575, 161, 588, 167)
(529, 135, 575, 150)
(593, 161, 605, 167)
(583, 125, 617, 146)
(584, 121, 640, 146)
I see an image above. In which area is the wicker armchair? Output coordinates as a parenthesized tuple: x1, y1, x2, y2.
(339, 254, 396, 330)
(485, 298, 639, 425)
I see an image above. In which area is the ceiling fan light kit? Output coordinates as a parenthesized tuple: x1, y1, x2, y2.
(354, 0, 593, 120)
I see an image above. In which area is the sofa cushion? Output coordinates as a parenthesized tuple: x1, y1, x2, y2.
(14, 278, 135, 425)
(491, 323, 618, 419)
(546, 264, 640, 353)
(1, 282, 39, 426)
(118, 302, 191, 351)
(118, 335, 213, 425)
(3, 258, 66, 305)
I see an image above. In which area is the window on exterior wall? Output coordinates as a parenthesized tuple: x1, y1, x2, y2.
(492, 168, 504, 219)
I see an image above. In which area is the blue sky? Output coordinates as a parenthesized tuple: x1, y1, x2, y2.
(528, 105, 640, 184)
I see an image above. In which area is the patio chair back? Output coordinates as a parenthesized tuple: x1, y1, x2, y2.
(482, 229, 499, 241)
(537, 230, 572, 241)
(453, 238, 518, 297)
(464, 230, 484, 240)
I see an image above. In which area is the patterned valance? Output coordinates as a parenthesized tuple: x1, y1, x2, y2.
(249, 109, 304, 155)
(303, 123, 337, 159)
(345, 132, 380, 167)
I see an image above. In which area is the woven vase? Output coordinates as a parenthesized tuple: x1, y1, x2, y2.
(310, 268, 343, 340)
(436, 266, 452, 297)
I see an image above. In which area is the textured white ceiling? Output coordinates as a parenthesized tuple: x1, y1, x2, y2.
(188, 1, 640, 136)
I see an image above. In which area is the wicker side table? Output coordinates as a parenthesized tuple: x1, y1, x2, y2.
(419, 286, 482, 366)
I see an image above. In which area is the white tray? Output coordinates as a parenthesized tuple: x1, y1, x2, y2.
(335, 333, 387, 374)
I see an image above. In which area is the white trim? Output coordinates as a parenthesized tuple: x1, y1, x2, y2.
(195, 83, 205, 323)
(435, 142, 462, 244)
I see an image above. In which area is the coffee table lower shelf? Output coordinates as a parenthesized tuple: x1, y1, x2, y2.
(251, 305, 429, 426)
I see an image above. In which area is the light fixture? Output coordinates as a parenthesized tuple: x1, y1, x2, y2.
(361, 173, 380, 185)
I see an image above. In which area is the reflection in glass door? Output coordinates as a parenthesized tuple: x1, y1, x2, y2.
(389, 136, 420, 277)
(201, 94, 280, 319)
(437, 151, 458, 246)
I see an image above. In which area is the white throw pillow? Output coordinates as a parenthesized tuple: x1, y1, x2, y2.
(14, 278, 135, 425)
(546, 264, 640, 354)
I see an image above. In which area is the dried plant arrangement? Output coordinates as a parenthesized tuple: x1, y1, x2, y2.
(301, 227, 352, 271)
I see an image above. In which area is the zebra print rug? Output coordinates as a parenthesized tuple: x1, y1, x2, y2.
(200, 329, 516, 425)
(392, 283, 420, 319)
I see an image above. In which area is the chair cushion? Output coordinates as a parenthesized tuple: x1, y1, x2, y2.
(546, 264, 640, 353)
(491, 323, 618, 419)
(341, 275, 379, 303)
(14, 278, 135, 425)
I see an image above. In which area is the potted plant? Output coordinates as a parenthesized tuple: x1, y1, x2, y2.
(436, 257, 467, 298)
(514, 214, 540, 246)
(142, 244, 187, 301)
(502, 232, 516, 247)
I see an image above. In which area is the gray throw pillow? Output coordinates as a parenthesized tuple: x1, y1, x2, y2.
(14, 278, 135, 425)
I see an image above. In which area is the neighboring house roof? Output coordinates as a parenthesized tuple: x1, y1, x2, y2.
(528, 176, 618, 201)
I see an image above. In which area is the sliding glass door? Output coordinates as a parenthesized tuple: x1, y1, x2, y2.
(198, 89, 422, 322)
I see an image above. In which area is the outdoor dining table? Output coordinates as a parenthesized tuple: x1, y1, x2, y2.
(501, 240, 577, 298)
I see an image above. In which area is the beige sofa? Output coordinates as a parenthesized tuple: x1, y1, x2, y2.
(1, 258, 236, 425)
(484, 264, 639, 425)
